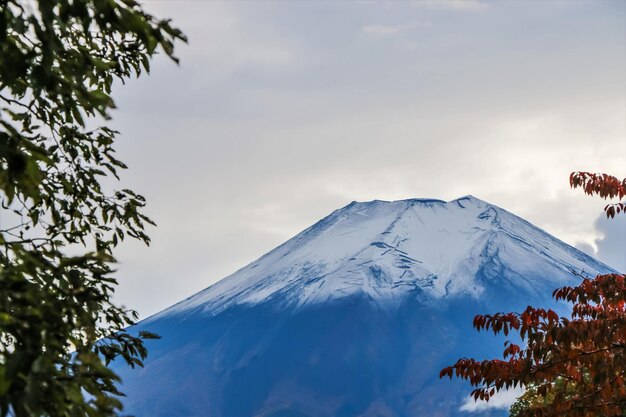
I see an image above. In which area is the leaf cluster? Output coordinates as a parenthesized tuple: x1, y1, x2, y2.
(0, 1, 185, 416)
(441, 273, 626, 416)
(570, 172, 626, 218)
(441, 173, 626, 417)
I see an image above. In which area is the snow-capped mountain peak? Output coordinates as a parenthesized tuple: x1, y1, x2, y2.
(155, 196, 605, 318)
(118, 196, 613, 417)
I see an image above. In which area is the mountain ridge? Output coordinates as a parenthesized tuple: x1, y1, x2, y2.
(116, 196, 614, 417)
(147, 195, 608, 320)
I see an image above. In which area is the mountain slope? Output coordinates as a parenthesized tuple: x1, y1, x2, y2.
(115, 196, 612, 417)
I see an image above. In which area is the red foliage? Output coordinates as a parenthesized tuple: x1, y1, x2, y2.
(570, 172, 626, 218)
(441, 173, 626, 416)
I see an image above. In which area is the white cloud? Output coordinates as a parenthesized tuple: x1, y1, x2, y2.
(110, 1, 626, 318)
(362, 22, 427, 35)
(575, 241, 595, 257)
(410, 0, 489, 12)
(362, 24, 411, 35)
(595, 212, 626, 273)
(576, 211, 626, 273)
(145, 2, 295, 79)
(459, 387, 525, 412)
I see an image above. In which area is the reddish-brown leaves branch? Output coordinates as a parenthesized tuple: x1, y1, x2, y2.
(441, 173, 626, 416)
(570, 172, 626, 218)
(440, 273, 626, 416)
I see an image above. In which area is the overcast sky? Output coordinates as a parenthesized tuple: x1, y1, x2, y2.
(109, 0, 626, 319)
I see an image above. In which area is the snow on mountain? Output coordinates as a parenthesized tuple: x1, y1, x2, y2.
(115, 196, 613, 417)
(153, 196, 605, 319)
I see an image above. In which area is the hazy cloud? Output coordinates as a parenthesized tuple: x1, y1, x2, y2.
(577, 211, 626, 272)
(112, 1, 625, 318)
(362, 21, 427, 35)
(410, 0, 489, 12)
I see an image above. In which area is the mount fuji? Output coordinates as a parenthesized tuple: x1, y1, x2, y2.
(114, 196, 613, 417)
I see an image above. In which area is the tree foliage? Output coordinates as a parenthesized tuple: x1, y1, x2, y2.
(440, 172, 626, 417)
(509, 378, 580, 417)
(0, 1, 185, 416)
(570, 172, 625, 218)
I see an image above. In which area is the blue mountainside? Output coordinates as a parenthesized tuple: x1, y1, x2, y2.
(114, 196, 613, 417)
